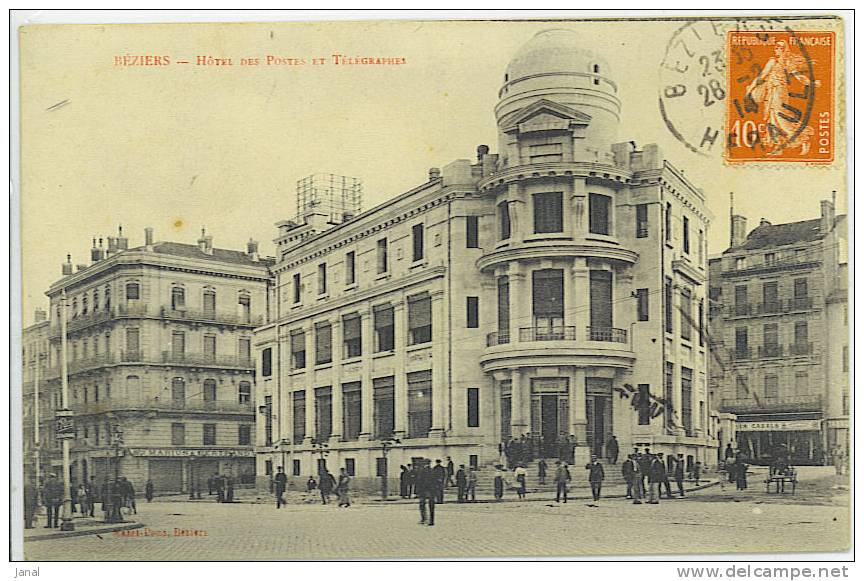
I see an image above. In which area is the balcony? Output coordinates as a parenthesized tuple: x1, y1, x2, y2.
(520, 326, 577, 342)
(719, 395, 823, 413)
(486, 331, 511, 347)
(788, 296, 814, 311)
(161, 351, 254, 369)
(756, 301, 784, 315)
(758, 345, 783, 359)
(725, 297, 816, 319)
(586, 326, 628, 343)
(160, 307, 263, 327)
(788, 342, 813, 356)
(70, 396, 254, 415)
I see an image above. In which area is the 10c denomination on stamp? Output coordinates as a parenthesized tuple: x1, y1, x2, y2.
(725, 30, 834, 163)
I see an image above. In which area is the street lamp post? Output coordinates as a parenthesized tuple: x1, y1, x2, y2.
(379, 437, 401, 500)
(311, 439, 330, 474)
(57, 289, 75, 531)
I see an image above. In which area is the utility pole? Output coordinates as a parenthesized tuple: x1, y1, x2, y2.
(58, 289, 75, 531)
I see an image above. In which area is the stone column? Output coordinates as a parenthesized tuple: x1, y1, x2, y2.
(303, 322, 315, 444)
(511, 270, 528, 341)
(393, 302, 407, 438)
(569, 367, 588, 443)
(510, 368, 528, 436)
(572, 259, 590, 343)
(429, 291, 447, 438)
(571, 177, 588, 237)
(358, 310, 374, 441)
(329, 318, 343, 444)
(563, 258, 576, 329)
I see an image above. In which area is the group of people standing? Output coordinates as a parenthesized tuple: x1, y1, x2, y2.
(399, 457, 478, 504)
(500, 434, 578, 468)
(206, 472, 237, 503)
(272, 466, 351, 509)
(25, 473, 143, 529)
(723, 444, 750, 491)
(621, 449, 693, 504)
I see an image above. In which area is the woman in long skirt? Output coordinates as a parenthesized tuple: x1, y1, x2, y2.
(336, 468, 351, 507)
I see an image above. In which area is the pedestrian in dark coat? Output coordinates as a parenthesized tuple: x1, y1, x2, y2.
(432, 459, 447, 504)
(225, 475, 235, 503)
(553, 461, 571, 503)
(445, 457, 455, 487)
(274, 466, 288, 508)
(399, 465, 409, 498)
(657, 454, 674, 499)
(215, 474, 225, 502)
(647, 455, 666, 504)
(336, 468, 351, 507)
(85, 479, 96, 516)
(145, 480, 155, 502)
(493, 465, 506, 501)
(208, 473, 217, 495)
(736, 453, 749, 490)
(538, 458, 548, 485)
(415, 463, 437, 526)
(606, 435, 619, 464)
(674, 454, 686, 497)
(406, 464, 417, 498)
(638, 449, 652, 493)
(628, 455, 644, 504)
(24, 478, 38, 529)
(306, 475, 317, 491)
(585, 456, 605, 501)
(318, 469, 335, 504)
(622, 455, 635, 499)
(455, 465, 468, 503)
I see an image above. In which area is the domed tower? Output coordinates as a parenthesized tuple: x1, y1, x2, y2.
(495, 29, 621, 164)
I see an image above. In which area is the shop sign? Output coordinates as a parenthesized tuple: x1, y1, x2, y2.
(737, 419, 821, 432)
(127, 448, 255, 458)
(55, 409, 75, 439)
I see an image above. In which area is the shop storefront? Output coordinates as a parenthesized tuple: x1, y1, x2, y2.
(735, 416, 823, 466)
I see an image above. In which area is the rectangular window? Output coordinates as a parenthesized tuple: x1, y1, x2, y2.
(318, 263, 327, 295)
(635, 203, 649, 238)
(637, 384, 651, 425)
(172, 331, 185, 357)
(533, 269, 565, 328)
(238, 294, 251, 323)
(171, 287, 185, 310)
(528, 142, 563, 163)
(794, 277, 808, 298)
(262, 347, 273, 376)
(735, 327, 749, 357)
(126, 282, 140, 300)
(764, 374, 779, 399)
(239, 337, 251, 361)
(681, 367, 693, 435)
(376, 239, 388, 274)
(734, 285, 748, 315)
(342, 314, 362, 359)
(203, 291, 216, 318)
(764, 252, 776, 265)
(315, 322, 332, 365)
(533, 192, 564, 234)
(171, 423, 185, 445)
(664, 277, 673, 333)
(466, 296, 479, 328)
(238, 425, 252, 445)
(588, 193, 611, 235)
(293, 273, 302, 304)
(292, 391, 305, 444)
(345, 458, 356, 477)
(680, 288, 692, 341)
(763, 323, 779, 348)
(342, 382, 362, 441)
(589, 270, 613, 333)
(373, 376, 395, 439)
(238, 381, 251, 405)
(204, 334, 216, 360)
(497, 276, 510, 341)
(408, 294, 432, 345)
(467, 387, 480, 427)
(412, 223, 425, 261)
(292, 459, 301, 476)
(665, 202, 672, 242)
(373, 304, 395, 352)
(203, 379, 216, 402)
(794, 371, 808, 396)
(345, 251, 356, 286)
(466, 216, 479, 248)
(498, 202, 511, 240)
(376, 457, 387, 478)
(290, 331, 306, 369)
(794, 321, 809, 347)
(407, 371, 433, 438)
(203, 424, 216, 446)
(664, 362, 674, 432)
(314, 387, 332, 441)
(698, 229, 704, 264)
(763, 281, 779, 313)
(735, 256, 746, 270)
(682, 215, 690, 254)
(636, 288, 649, 321)
(126, 327, 140, 355)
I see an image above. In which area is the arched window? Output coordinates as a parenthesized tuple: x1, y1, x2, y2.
(171, 285, 186, 310)
(126, 282, 140, 300)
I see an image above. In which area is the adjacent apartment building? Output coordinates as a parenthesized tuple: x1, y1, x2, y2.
(254, 29, 719, 489)
(22, 309, 52, 482)
(708, 199, 848, 465)
(40, 227, 272, 493)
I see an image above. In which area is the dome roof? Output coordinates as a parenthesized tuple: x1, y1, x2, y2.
(505, 29, 611, 84)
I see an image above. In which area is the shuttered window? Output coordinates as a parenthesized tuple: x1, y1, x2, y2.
(407, 371, 432, 438)
(262, 347, 272, 376)
(290, 330, 306, 369)
(588, 193, 611, 235)
(498, 202, 511, 240)
(342, 314, 362, 359)
(589, 270, 613, 329)
(345, 251, 356, 285)
(203, 379, 217, 402)
(680, 288, 692, 341)
(374, 304, 394, 352)
(203, 424, 216, 446)
(408, 294, 432, 345)
(681, 367, 693, 435)
(172, 331, 185, 357)
(315, 322, 332, 365)
(532, 270, 564, 317)
(497, 276, 510, 339)
(636, 288, 649, 321)
(635, 204, 649, 238)
(342, 382, 362, 441)
(533, 192, 563, 233)
(412, 223, 425, 261)
(292, 391, 305, 444)
(467, 388, 480, 428)
(466, 296, 479, 328)
(466, 215, 479, 248)
(315, 387, 332, 440)
(373, 376, 395, 439)
(764, 374, 779, 399)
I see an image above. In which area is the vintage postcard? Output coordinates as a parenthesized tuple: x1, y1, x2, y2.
(14, 13, 850, 563)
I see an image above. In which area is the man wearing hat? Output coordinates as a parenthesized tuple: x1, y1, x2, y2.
(42, 473, 64, 528)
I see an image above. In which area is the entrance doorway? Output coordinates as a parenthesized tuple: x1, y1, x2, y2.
(530, 378, 569, 458)
(586, 378, 613, 458)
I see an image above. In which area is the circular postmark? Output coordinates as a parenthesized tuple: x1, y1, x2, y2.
(658, 18, 820, 160)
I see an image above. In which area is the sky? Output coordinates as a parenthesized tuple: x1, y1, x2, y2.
(18, 17, 847, 325)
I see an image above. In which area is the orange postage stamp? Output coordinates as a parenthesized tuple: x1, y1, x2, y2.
(725, 30, 834, 162)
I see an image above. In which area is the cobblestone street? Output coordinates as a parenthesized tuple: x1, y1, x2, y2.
(25, 469, 850, 560)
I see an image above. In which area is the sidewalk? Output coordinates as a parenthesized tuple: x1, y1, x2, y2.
(24, 514, 144, 542)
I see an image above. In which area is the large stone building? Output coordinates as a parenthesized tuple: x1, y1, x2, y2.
(254, 30, 717, 490)
(41, 227, 272, 494)
(707, 199, 848, 465)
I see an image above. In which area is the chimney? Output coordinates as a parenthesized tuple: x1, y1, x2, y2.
(144, 227, 154, 251)
(821, 197, 835, 234)
(90, 237, 100, 263)
(106, 236, 118, 256)
(34, 308, 47, 323)
(198, 228, 213, 255)
(247, 238, 260, 262)
(62, 254, 73, 276)
(428, 167, 441, 181)
(730, 215, 748, 247)
(116, 225, 128, 251)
